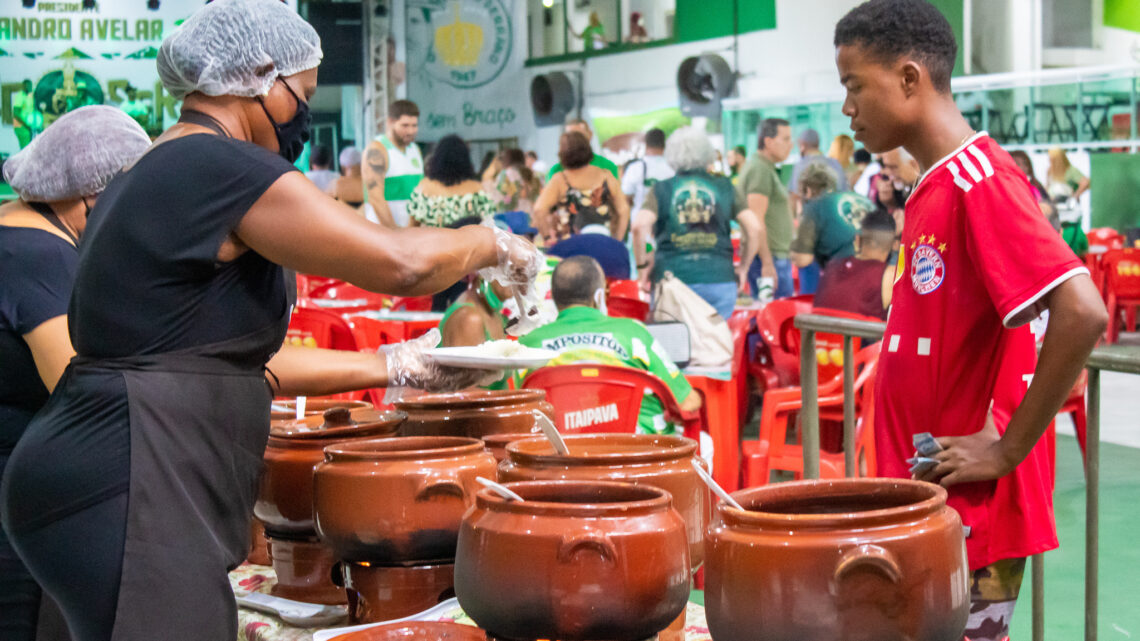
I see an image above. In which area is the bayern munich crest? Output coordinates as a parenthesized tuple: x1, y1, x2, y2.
(911, 244, 945, 294)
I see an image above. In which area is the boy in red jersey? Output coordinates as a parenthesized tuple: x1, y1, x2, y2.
(834, 1, 1108, 639)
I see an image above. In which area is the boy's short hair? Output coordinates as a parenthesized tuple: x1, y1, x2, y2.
(834, 0, 958, 94)
(859, 208, 898, 251)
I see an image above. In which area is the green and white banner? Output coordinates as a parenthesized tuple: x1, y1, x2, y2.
(404, 0, 527, 141)
(0, 0, 296, 157)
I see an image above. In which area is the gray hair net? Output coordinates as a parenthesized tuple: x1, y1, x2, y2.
(3, 105, 151, 202)
(157, 0, 323, 100)
(338, 146, 362, 168)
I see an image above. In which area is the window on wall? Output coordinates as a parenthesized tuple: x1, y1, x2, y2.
(527, 0, 677, 60)
(1043, 0, 1094, 48)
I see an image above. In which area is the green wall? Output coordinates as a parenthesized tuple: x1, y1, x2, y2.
(675, 0, 777, 43)
(1091, 153, 1140, 231)
(1106, 0, 1140, 32)
(927, 0, 965, 76)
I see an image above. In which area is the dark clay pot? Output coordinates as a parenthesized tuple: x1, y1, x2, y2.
(479, 431, 540, 463)
(394, 390, 553, 439)
(499, 433, 711, 569)
(270, 399, 372, 421)
(313, 436, 496, 564)
(455, 480, 690, 641)
(705, 478, 969, 641)
(337, 561, 456, 625)
(255, 409, 405, 537)
(267, 536, 347, 606)
(329, 621, 485, 641)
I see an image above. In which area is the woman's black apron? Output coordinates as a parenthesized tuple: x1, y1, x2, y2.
(87, 274, 293, 640)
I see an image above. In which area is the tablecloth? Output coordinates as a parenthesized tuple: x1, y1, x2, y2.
(229, 564, 712, 641)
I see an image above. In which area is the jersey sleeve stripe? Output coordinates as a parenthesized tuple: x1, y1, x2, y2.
(957, 152, 985, 182)
(967, 145, 995, 177)
(946, 160, 974, 192)
(1002, 266, 1090, 328)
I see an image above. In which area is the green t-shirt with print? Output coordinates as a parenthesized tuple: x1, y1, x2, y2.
(736, 154, 793, 257)
(789, 191, 875, 266)
(547, 154, 620, 181)
(643, 170, 740, 285)
(516, 306, 692, 434)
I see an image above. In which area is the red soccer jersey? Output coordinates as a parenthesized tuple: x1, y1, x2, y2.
(874, 133, 1087, 571)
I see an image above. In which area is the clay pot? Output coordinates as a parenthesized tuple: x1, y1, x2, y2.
(705, 478, 969, 641)
(313, 436, 496, 564)
(337, 561, 456, 625)
(499, 433, 711, 569)
(271, 399, 372, 421)
(256, 409, 405, 537)
(329, 621, 485, 641)
(248, 519, 271, 566)
(455, 480, 690, 641)
(267, 536, 347, 605)
(394, 390, 553, 439)
(479, 432, 539, 463)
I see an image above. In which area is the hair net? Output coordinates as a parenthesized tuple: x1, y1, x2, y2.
(157, 0, 323, 100)
(339, 146, 362, 168)
(3, 105, 151, 202)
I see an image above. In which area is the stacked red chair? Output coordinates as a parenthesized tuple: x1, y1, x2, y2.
(1103, 248, 1140, 343)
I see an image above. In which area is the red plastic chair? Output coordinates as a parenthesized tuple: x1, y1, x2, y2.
(607, 279, 645, 301)
(1061, 370, 1089, 469)
(1103, 248, 1140, 343)
(741, 343, 880, 487)
(522, 364, 703, 443)
(1086, 228, 1125, 301)
(607, 296, 650, 321)
(346, 315, 405, 350)
(284, 307, 369, 401)
(748, 298, 814, 392)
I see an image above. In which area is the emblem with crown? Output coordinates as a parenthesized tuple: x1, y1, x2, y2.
(435, 2, 484, 68)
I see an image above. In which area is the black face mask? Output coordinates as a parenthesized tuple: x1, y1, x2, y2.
(258, 77, 311, 163)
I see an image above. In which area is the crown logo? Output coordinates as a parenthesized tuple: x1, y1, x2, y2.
(435, 2, 484, 68)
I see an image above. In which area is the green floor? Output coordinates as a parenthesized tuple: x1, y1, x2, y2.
(694, 435, 1140, 638)
(1010, 435, 1140, 640)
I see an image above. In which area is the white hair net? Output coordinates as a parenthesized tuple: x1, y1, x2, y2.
(157, 0, 322, 100)
(3, 106, 151, 202)
(338, 146, 361, 168)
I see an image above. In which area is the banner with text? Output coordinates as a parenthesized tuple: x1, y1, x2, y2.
(0, 0, 297, 157)
(405, 0, 527, 142)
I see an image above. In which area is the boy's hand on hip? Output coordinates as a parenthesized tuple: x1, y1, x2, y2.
(915, 409, 1016, 487)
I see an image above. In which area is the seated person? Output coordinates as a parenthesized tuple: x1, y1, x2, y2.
(812, 209, 897, 320)
(437, 275, 512, 388)
(789, 160, 875, 270)
(546, 222, 632, 280)
(517, 256, 700, 434)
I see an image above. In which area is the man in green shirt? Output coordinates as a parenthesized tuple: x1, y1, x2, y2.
(546, 118, 619, 180)
(736, 117, 794, 298)
(790, 160, 875, 269)
(517, 256, 700, 434)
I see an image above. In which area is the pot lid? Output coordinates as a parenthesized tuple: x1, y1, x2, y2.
(270, 408, 406, 440)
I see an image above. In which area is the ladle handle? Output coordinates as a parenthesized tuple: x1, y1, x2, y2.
(691, 459, 743, 510)
(475, 476, 524, 502)
(833, 544, 902, 584)
(533, 410, 569, 455)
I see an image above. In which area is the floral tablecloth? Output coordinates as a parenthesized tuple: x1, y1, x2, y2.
(229, 563, 712, 641)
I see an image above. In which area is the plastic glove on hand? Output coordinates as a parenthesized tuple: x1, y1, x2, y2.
(381, 329, 499, 402)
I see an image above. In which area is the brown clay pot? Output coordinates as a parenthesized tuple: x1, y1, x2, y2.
(271, 399, 372, 421)
(336, 561, 456, 625)
(328, 621, 485, 641)
(499, 433, 711, 569)
(455, 480, 690, 641)
(267, 536, 347, 605)
(705, 478, 969, 641)
(479, 431, 539, 463)
(248, 519, 271, 566)
(394, 390, 553, 439)
(255, 409, 405, 537)
(313, 436, 496, 564)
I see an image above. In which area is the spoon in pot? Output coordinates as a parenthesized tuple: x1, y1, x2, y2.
(533, 410, 569, 455)
(477, 476, 525, 502)
(294, 396, 307, 421)
(691, 459, 744, 510)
